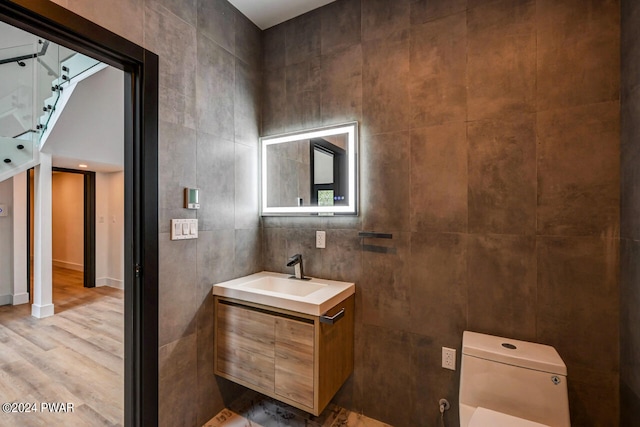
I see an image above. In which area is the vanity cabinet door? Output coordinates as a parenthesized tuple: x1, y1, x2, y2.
(274, 317, 314, 408)
(216, 303, 276, 391)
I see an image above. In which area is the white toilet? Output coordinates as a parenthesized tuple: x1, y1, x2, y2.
(459, 331, 571, 427)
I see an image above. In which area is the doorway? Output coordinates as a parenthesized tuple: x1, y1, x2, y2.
(0, 1, 159, 425)
(28, 168, 97, 292)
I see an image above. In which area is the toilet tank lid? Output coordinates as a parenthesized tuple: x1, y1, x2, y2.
(462, 331, 567, 376)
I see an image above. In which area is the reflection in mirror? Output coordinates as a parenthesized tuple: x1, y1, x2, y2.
(261, 122, 358, 216)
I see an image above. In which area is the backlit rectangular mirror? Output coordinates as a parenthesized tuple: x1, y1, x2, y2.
(261, 122, 358, 216)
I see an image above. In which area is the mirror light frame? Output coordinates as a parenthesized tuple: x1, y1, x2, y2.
(261, 122, 358, 216)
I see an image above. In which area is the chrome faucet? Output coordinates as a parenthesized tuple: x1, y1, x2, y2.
(286, 254, 308, 280)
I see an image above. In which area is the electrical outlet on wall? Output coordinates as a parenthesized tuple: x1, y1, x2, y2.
(442, 347, 456, 370)
(316, 231, 326, 248)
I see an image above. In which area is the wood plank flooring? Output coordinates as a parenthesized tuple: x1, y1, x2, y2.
(0, 267, 124, 426)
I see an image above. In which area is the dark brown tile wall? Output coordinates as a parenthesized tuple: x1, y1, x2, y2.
(621, 0, 640, 424)
(262, 0, 620, 425)
(147, 0, 264, 425)
(54, 0, 628, 425)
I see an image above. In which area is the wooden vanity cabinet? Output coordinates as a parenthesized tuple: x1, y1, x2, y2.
(214, 295, 354, 416)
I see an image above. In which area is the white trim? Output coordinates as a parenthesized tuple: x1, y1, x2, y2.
(0, 294, 12, 306)
(52, 259, 84, 272)
(96, 277, 124, 289)
(12, 293, 29, 305)
(31, 303, 54, 318)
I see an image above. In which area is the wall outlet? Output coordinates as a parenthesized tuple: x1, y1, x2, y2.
(442, 347, 456, 370)
(316, 231, 326, 248)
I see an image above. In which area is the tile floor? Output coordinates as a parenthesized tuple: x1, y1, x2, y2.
(204, 391, 392, 427)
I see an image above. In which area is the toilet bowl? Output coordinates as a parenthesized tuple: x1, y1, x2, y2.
(459, 331, 571, 427)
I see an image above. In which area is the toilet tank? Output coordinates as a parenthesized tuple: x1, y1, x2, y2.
(459, 331, 571, 427)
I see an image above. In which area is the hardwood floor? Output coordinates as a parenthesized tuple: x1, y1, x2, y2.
(0, 267, 124, 426)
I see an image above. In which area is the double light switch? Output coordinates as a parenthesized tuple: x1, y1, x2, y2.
(170, 219, 198, 240)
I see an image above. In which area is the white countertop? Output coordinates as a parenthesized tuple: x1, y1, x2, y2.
(212, 271, 355, 316)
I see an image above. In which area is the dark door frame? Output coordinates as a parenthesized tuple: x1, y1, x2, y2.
(26, 167, 96, 290)
(0, 1, 159, 425)
(51, 167, 96, 289)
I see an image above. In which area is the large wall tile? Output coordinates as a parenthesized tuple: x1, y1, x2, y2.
(468, 116, 536, 235)
(262, 25, 286, 71)
(148, 0, 196, 27)
(285, 58, 322, 131)
(196, 0, 236, 54)
(159, 85, 196, 131)
(467, 0, 535, 121)
(620, 239, 640, 392)
(321, 0, 361, 54)
(411, 122, 467, 233)
(621, 380, 640, 427)
(411, 334, 461, 427)
(234, 60, 260, 145)
(158, 120, 197, 233)
(622, 0, 640, 93)
(159, 236, 198, 347)
(196, 35, 235, 139)
(285, 10, 321, 66)
(159, 334, 198, 427)
(537, 236, 619, 374)
(234, 12, 261, 70)
(410, 232, 467, 340)
(409, 12, 467, 127)
(261, 69, 287, 136)
(262, 227, 287, 273)
(468, 234, 537, 341)
(68, 0, 143, 45)
(145, 4, 197, 101)
(537, 0, 619, 111)
(621, 128, 640, 240)
(234, 228, 262, 278)
(362, 0, 410, 42)
(321, 44, 362, 125)
(361, 233, 411, 331)
(361, 132, 411, 232)
(410, 0, 467, 25)
(362, 34, 411, 137)
(356, 325, 413, 425)
(566, 367, 619, 427)
(196, 131, 235, 231)
(323, 229, 361, 283)
(197, 230, 235, 295)
(537, 102, 619, 236)
(234, 144, 259, 230)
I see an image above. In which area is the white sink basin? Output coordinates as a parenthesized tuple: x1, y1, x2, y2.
(239, 276, 327, 297)
(213, 271, 355, 316)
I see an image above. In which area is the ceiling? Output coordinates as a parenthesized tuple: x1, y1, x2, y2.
(228, 0, 336, 29)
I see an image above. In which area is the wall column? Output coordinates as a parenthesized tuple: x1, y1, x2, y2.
(32, 152, 53, 318)
(12, 171, 28, 305)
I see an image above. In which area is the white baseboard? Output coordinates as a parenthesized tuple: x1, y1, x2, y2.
(0, 294, 12, 306)
(53, 259, 84, 272)
(96, 277, 124, 289)
(31, 303, 54, 318)
(12, 293, 29, 305)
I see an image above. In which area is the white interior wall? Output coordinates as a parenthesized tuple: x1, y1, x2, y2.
(0, 178, 14, 305)
(51, 172, 84, 270)
(96, 171, 124, 288)
(12, 171, 28, 305)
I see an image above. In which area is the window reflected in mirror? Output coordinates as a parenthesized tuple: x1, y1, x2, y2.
(261, 122, 358, 216)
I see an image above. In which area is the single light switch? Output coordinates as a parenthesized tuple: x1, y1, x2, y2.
(189, 222, 196, 235)
(182, 222, 189, 234)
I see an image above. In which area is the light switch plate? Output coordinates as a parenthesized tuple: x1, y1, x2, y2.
(171, 219, 198, 240)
